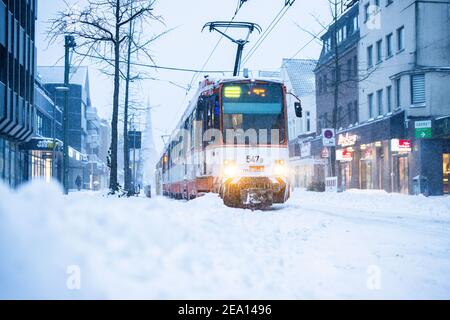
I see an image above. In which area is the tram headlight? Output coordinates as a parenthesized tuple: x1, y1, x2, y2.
(274, 160, 287, 177)
(223, 160, 237, 178)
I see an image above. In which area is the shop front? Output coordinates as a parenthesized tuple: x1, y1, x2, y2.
(410, 115, 450, 195)
(335, 111, 408, 193)
(19, 138, 63, 183)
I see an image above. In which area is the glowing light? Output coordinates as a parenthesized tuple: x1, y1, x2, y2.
(223, 160, 237, 177)
(252, 88, 266, 96)
(224, 165, 237, 177)
(224, 86, 242, 98)
(274, 160, 287, 177)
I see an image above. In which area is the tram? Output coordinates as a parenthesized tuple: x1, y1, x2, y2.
(155, 76, 301, 208)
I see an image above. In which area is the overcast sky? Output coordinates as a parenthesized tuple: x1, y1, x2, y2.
(37, 0, 331, 152)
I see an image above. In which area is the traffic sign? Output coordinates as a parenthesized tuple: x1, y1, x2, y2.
(322, 128, 336, 147)
(128, 131, 142, 149)
(415, 120, 432, 139)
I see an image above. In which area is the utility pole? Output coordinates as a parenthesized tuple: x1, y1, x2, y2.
(54, 86, 69, 183)
(330, 0, 340, 178)
(123, 3, 134, 193)
(63, 35, 76, 194)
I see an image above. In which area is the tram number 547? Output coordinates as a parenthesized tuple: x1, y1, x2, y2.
(246, 155, 263, 164)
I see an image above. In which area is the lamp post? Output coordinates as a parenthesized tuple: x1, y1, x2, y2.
(53, 86, 69, 182)
(63, 35, 76, 194)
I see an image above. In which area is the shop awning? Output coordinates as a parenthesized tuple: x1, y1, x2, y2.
(19, 137, 63, 151)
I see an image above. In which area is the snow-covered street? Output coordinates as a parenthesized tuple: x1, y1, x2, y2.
(1, 181, 450, 299)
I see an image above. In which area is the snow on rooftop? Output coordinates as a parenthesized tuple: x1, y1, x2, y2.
(282, 58, 317, 97)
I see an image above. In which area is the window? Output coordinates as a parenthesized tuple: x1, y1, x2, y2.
(368, 93, 374, 118)
(376, 89, 383, 115)
(337, 27, 346, 44)
(323, 74, 328, 93)
(324, 37, 331, 53)
(353, 56, 358, 77)
(411, 74, 425, 105)
(386, 85, 392, 112)
(367, 45, 373, 68)
(395, 78, 401, 108)
(376, 39, 382, 63)
(386, 33, 393, 57)
(306, 111, 311, 132)
(354, 100, 359, 123)
(397, 26, 404, 51)
(364, 3, 370, 22)
(353, 15, 359, 32)
(375, 0, 380, 7)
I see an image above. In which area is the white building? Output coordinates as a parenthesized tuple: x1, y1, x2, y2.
(359, 0, 450, 121)
(355, 0, 450, 195)
(281, 59, 317, 188)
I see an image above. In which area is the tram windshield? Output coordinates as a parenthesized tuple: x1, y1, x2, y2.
(222, 82, 285, 145)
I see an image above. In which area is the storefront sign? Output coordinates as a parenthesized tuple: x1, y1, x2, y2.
(19, 138, 62, 151)
(300, 142, 311, 158)
(337, 133, 358, 147)
(322, 129, 336, 147)
(336, 149, 353, 161)
(415, 120, 432, 139)
(391, 139, 412, 152)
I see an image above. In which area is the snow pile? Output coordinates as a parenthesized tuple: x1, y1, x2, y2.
(1, 181, 450, 299)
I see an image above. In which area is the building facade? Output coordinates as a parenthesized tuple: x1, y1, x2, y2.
(312, 1, 361, 189)
(281, 58, 318, 188)
(20, 76, 63, 183)
(0, 0, 37, 187)
(355, 0, 450, 195)
(86, 105, 109, 190)
(37, 66, 98, 190)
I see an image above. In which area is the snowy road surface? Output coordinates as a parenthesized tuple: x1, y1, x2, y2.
(1, 181, 450, 299)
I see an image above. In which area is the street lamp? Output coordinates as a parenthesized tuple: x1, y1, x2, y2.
(63, 35, 77, 195)
(53, 86, 69, 182)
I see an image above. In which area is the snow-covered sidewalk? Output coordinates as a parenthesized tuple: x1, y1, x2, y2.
(1, 181, 449, 299)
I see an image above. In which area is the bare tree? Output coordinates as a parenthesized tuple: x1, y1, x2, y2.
(49, 0, 163, 194)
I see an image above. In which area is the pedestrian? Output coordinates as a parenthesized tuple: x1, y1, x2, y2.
(75, 175, 82, 191)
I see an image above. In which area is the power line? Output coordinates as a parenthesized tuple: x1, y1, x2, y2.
(174, 1, 247, 119)
(241, 6, 287, 64)
(241, 0, 296, 66)
(72, 49, 232, 73)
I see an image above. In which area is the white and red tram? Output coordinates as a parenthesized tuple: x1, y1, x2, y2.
(155, 76, 300, 208)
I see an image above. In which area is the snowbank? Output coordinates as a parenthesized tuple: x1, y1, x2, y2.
(1, 181, 449, 299)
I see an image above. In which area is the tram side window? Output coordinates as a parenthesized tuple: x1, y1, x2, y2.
(196, 96, 207, 129)
(209, 95, 220, 130)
